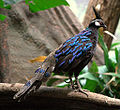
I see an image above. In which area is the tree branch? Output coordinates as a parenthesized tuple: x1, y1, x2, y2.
(0, 83, 120, 110)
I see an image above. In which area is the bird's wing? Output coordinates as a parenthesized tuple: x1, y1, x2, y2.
(54, 30, 93, 70)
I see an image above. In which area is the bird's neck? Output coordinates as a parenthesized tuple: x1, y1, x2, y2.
(86, 26, 99, 47)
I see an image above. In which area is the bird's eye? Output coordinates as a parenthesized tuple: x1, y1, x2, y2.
(100, 22, 103, 25)
(95, 21, 100, 26)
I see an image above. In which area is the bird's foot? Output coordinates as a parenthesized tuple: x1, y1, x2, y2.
(78, 88, 88, 97)
(74, 77, 88, 97)
(74, 88, 88, 97)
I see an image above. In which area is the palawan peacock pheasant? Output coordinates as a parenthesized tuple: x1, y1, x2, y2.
(13, 7, 106, 101)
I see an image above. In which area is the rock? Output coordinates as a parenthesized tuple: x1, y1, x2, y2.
(0, 1, 104, 83)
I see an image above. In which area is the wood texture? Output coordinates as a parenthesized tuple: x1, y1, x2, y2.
(0, 9, 10, 83)
(83, 0, 120, 49)
(0, 83, 120, 110)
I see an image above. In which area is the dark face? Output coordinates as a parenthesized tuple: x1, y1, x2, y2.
(89, 19, 107, 29)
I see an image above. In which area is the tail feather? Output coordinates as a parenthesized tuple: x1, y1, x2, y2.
(13, 77, 42, 101)
(13, 66, 52, 101)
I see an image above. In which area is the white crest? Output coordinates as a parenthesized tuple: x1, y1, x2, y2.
(95, 21, 100, 26)
(96, 4, 101, 11)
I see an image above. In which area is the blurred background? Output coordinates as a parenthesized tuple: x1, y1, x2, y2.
(4, 0, 120, 40)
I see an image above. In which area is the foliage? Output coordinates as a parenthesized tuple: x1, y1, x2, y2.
(47, 32, 120, 98)
(110, 42, 120, 50)
(0, 14, 7, 21)
(0, 0, 69, 21)
(25, 0, 69, 13)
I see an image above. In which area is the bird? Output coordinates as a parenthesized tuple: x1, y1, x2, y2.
(13, 7, 106, 101)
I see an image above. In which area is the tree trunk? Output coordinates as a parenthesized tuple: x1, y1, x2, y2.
(83, 0, 120, 49)
(0, 9, 10, 82)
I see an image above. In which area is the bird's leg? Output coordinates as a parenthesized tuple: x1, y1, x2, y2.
(69, 76, 75, 89)
(64, 76, 74, 89)
(75, 76, 88, 97)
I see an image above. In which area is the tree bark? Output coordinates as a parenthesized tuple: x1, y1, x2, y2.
(0, 83, 120, 110)
(0, 9, 10, 82)
(83, 0, 120, 49)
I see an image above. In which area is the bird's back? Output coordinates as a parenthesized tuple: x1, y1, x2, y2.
(54, 27, 98, 75)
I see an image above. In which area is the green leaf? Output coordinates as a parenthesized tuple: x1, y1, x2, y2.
(109, 51, 117, 63)
(89, 61, 98, 76)
(0, 0, 11, 9)
(79, 65, 89, 75)
(0, 0, 4, 8)
(115, 48, 119, 63)
(51, 72, 55, 76)
(116, 48, 120, 73)
(25, 0, 69, 13)
(0, 14, 7, 21)
(25, 0, 28, 4)
(56, 77, 75, 88)
(98, 31, 108, 54)
(78, 72, 100, 84)
(115, 78, 120, 85)
(110, 42, 120, 50)
(56, 72, 101, 88)
(98, 65, 108, 74)
(114, 48, 120, 73)
(56, 81, 69, 88)
(80, 72, 103, 91)
(83, 79, 98, 92)
(98, 31, 115, 72)
(47, 78, 59, 86)
(4, 5, 11, 9)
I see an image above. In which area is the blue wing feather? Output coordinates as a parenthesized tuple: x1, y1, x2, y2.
(55, 29, 93, 67)
(58, 60, 66, 67)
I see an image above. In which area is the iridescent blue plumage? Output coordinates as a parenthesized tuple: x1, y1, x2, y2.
(35, 68, 50, 78)
(35, 68, 45, 74)
(54, 28, 93, 68)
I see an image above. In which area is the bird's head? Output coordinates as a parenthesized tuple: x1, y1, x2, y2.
(88, 6, 107, 29)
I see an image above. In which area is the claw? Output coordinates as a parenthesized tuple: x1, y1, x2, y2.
(74, 76, 88, 97)
(78, 88, 88, 97)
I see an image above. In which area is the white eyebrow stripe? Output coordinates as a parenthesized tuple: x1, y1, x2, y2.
(95, 21, 100, 26)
